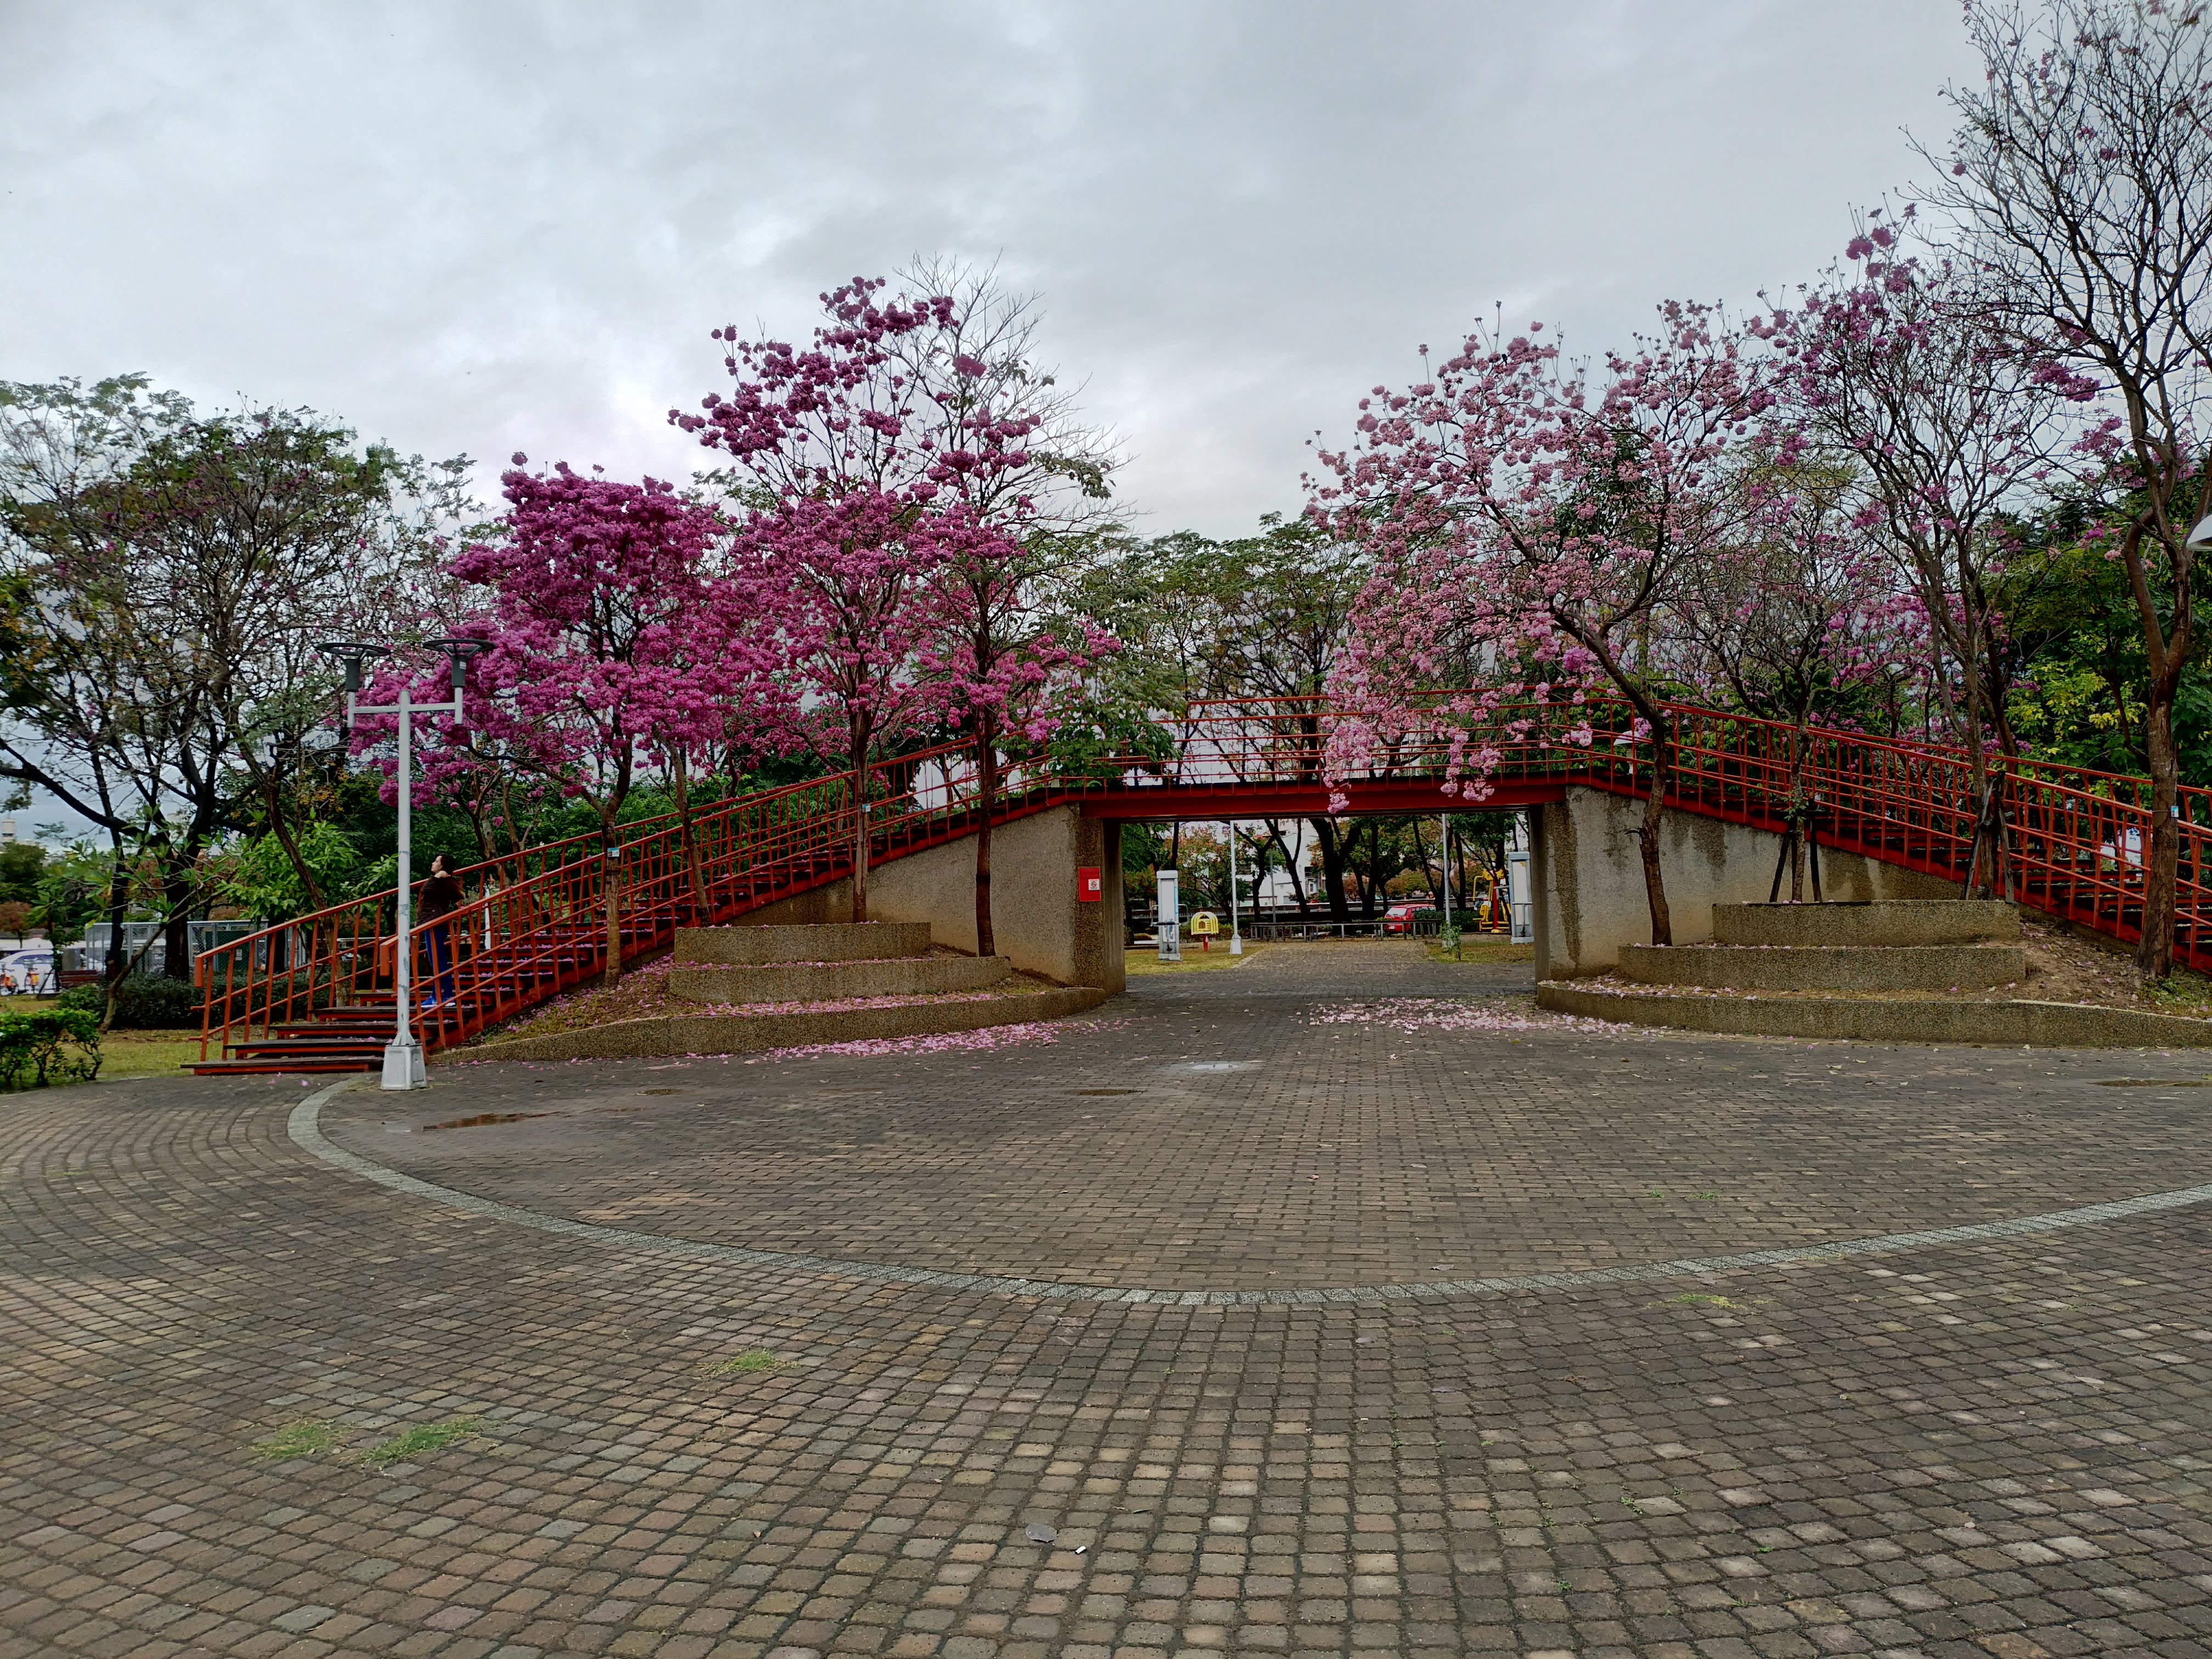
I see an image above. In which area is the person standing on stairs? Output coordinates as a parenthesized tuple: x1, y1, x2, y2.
(419, 854, 464, 1012)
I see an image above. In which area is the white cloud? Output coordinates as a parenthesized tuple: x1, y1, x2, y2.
(3, 0, 1973, 542)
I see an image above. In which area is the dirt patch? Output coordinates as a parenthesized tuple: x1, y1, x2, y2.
(2018, 916, 2212, 1018)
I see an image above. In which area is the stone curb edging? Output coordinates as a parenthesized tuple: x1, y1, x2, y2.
(288, 1080, 2212, 1307)
(457, 985, 1111, 1064)
(1538, 981, 2212, 1047)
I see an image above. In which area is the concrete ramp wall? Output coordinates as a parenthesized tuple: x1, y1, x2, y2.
(740, 805, 1125, 993)
(1533, 786, 1957, 978)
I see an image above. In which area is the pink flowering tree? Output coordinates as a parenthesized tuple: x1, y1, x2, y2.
(1311, 302, 1773, 945)
(889, 264, 1119, 954)
(1913, 0, 2212, 973)
(1769, 220, 2088, 894)
(675, 269, 1115, 938)
(436, 459, 730, 981)
(920, 505, 1115, 953)
(733, 488, 942, 923)
(1677, 456, 1926, 898)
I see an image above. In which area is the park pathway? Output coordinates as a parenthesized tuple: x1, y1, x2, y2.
(4, 941, 2210, 1658)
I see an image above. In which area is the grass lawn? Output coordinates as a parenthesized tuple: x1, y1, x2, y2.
(1, 1028, 202, 1093)
(1125, 944, 1265, 975)
(97, 1035, 204, 1079)
(1426, 936, 1534, 965)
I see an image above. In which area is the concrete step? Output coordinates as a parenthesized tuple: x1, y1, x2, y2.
(1617, 941, 2028, 992)
(1712, 899, 2019, 948)
(1538, 980, 2212, 1048)
(673, 921, 935, 966)
(188, 1057, 376, 1075)
(668, 954, 1012, 1005)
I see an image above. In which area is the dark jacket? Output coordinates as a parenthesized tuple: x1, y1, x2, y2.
(419, 872, 464, 922)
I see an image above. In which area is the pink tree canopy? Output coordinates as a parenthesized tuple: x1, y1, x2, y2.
(432, 459, 737, 974)
(1310, 302, 1775, 944)
(672, 274, 1111, 929)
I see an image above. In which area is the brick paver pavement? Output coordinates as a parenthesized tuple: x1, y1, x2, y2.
(3, 941, 2210, 1658)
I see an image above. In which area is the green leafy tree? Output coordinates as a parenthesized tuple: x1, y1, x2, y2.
(0, 375, 466, 1006)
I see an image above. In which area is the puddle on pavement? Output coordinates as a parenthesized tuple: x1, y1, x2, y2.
(1071, 1088, 1139, 1096)
(424, 1110, 556, 1130)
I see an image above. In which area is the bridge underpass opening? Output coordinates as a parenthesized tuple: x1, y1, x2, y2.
(1108, 808, 1537, 952)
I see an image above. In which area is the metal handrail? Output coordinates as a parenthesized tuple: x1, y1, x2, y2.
(197, 696, 2212, 1064)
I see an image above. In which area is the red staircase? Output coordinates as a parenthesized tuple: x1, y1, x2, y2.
(192, 701, 2212, 1075)
(191, 998, 398, 1076)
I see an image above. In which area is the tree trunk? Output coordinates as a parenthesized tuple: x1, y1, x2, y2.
(1789, 720, 1807, 904)
(1312, 818, 1351, 922)
(1265, 822, 1310, 916)
(160, 854, 195, 981)
(601, 822, 624, 986)
(2140, 695, 2180, 979)
(99, 833, 131, 1034)
(672, 746, 707, 919)
(1959, 624, 1995, 899)
(973, 715, 997, 957)
(849, 723, 872, 926)
(258, 769, 326, 915)
(1635, 724, 1674, 947)
(1361, 821, 1384, 919)
(1412, 819, 1443, 909)
(465, 804, 495, 865)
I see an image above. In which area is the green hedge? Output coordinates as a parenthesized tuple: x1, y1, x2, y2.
(56, 976, 205, 1029)
(0, 1007, 101, 1090)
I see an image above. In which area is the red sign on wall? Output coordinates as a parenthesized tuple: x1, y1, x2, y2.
(1077, 867, 1102, 902)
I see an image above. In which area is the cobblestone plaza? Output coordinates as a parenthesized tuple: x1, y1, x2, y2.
(4, 944, 2210, 1658)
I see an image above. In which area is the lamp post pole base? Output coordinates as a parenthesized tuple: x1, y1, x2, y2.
(380, 1039, 427, 1091)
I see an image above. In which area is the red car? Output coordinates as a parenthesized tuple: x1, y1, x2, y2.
(1382, 902, 1440, 935)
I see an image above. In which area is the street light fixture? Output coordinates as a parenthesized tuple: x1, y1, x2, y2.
(316, 636, 487, 1091)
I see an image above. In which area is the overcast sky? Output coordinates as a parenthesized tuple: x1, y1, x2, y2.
(4, 1, 1976, 545)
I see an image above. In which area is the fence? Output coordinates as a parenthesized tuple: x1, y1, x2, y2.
(198, 695, 2212, 1064)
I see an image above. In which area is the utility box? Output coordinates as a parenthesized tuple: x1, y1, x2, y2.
(1155, 869, 1181, 962)
(1077, 866, 1102, 902)
(1506, 820, 1533, 944)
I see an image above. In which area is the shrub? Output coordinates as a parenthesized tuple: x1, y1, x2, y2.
(56, 975, 205, 1029)
(0, 1007, 101, 1090)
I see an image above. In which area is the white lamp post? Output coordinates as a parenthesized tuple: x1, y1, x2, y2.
(1227, 820, 1244, 956)
(319, 637, 487, 1091)
(1440, 814, 1452, 932)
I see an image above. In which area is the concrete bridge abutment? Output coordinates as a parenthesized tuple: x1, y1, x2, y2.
(738, 806, 1126, 994)
(1531, 786, 1958, 978)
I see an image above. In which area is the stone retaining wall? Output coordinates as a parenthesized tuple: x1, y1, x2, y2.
(1615, 942, 2027, 992)
(668, 954, 1009, 1004)
(458, 985, 1114, 1064)
(674, 921, 933, 964)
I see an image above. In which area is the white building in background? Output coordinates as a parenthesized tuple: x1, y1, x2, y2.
(1249, 818, 1318, 911)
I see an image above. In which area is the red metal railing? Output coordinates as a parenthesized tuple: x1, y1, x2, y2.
(198, 697, 2212, 1064)
(196, 735, 1077, 1063)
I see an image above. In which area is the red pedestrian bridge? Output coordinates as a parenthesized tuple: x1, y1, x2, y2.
(191, 697, 2212, 1073)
